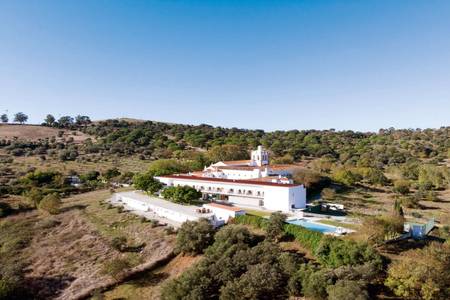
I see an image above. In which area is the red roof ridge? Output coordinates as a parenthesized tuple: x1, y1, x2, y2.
(156, 174, 301, 187)
(204, 202, 244, 212)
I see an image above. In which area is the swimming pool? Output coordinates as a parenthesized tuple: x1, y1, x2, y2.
(287, 219, 338, 233)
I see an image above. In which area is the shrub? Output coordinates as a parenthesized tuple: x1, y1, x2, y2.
(393, 180, 410, 195)
(326, 280, 369, 300)
(101, 258, 132, 280)
(111, 236, 128, 252)
(314, 237, 383, 268)
(175, 219, 215, 255)
(38, 193, 61, 214)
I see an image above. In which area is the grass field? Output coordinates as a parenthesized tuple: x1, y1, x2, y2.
(1, 189, 176, 299)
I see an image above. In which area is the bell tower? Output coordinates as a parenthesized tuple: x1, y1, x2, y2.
(251, 145, 269, 166)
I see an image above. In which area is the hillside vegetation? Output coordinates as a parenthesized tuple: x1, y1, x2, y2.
(0, 117, 449, 299)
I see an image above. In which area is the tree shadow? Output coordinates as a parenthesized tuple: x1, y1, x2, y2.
(130, 271, 170, 288)
(25, 274, 76, 300)
(59, 204, 88, 213)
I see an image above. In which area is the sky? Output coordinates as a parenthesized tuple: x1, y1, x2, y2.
(1, 0, 449, 132)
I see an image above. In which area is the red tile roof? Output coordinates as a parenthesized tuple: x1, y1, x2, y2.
(204, 202, 244, 212)
(156, 174, 300, 187)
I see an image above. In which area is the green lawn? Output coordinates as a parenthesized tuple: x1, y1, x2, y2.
(316, 219, 360, 230)
(245, 209, 272, 217)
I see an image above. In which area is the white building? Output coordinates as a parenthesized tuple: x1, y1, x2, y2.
(112, 191, 243, 227)
(113, 191, 216, 224)
(156, 174, 306, 212)
(203, 202, 246, 223)
(155, 145, 307, 212)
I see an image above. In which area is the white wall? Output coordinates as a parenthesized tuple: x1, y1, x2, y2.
(263, 185, 306, 212)
(228, 195, 261, 207)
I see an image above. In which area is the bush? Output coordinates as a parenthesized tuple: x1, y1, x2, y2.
(326, 280, 369, 300)
(101, 258, 132, 280)
(175, 219, 215, 255)
(38, 193, 61, 214)
(314, 237, 383, 268)
(393, 180, 410, 195)
(111, 236, 128, 252)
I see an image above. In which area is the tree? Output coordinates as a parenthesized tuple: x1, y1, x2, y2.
(162, 186, 202, 204)
(147, 159, 191, 176)
(75, 115, 91, 126)
(13, 112, 28, 124)
(385, 242, 450, 300)
(266, 212, 286, 242)
(38, 193, 61, 214)
(57, 116, 74, 128)
(332, 168, 361, 186)
(0, 114, 8, 123)
(132, 173, 162, 194)
(44, 114, 56, 126)
(220, 262, 287, 300)
(327, 280, 369, 300)
(175, 219, 215, 255)
(206, 144, 249, 162)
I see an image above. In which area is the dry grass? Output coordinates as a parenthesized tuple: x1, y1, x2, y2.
(103, 255, 202, 300)
(1, 189, 176, 299)
(0, 124, 92, 143)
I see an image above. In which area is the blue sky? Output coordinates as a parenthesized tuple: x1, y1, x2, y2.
(1, 1, 449, 131)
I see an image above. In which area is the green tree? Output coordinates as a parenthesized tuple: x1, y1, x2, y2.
(332, 168, 361, 186)
(75, 115, 91, 126)
(162, 186, 201, 204)
(327, 280, 369, 300)
(13, 112, 28, 124)
(220, 262, 287, 300)
(38, 193, 61, 214)
(132, 173, 162, 194)
(175, 219, 215, 255)
(147, 159, 191, 176)
(57, 116, 74, 128)
(0, 114, 8, 123)
(206, 144, 249, 162)
(266, 212, 286, 242)
(44, 114, 55, 126)
(385, 242, 450, 300)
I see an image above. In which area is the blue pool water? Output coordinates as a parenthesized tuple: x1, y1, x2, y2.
(287, 219, 337, 233)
